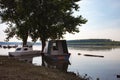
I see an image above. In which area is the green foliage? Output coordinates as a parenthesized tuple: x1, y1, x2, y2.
(0, 0, 33, 45)
(29, 0, 87, 40)
(0, 0, 87, 48)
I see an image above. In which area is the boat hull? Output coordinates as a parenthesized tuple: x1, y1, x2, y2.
(43, 53, 70, 61)
(9, 50, 41, 57)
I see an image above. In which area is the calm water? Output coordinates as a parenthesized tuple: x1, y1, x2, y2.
(0, 45, 120, 80)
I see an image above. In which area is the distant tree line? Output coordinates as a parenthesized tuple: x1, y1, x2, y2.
(67, 39, 120, 46)
(68, 39, 112, 43)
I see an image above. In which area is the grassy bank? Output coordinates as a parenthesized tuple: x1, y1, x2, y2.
(0, 56, 84, 80)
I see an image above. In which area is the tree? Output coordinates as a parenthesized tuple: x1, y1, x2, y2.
(0, 0, 87, 51)
(29, 0, 87, 51)
(0, 0, 35, 46)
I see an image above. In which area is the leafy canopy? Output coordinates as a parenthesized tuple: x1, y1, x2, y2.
(0, 0, 87, 49)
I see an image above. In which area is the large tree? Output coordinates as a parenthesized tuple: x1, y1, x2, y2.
(30, 0, 87, 51)
(0, 0, 87, 51)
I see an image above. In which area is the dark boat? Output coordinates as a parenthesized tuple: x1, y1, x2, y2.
(43, 40, 70, 61)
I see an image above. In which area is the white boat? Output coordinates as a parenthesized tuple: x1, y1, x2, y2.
(9, 46, 41, 57)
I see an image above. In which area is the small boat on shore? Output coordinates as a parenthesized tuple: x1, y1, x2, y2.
(9, 46, 41, 57)
(2, 45, 18, 49)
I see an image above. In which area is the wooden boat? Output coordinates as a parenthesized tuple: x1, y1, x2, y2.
(84, 54, 104, 58)
(43, 40, 70, 61)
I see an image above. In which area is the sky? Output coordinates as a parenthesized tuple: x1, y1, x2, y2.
(0, 0, 120, 42)
(64, 0, 120, 41)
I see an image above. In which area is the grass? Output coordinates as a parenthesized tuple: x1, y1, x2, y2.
(0, 56, 84, 80)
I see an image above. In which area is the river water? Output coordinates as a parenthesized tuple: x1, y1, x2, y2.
(0, 45, 120, 80)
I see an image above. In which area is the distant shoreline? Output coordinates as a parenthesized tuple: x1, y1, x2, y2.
(0, 39, 120, 46)
(67, 39, 120, 46)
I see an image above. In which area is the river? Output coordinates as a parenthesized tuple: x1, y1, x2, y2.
(0, 45, 120, 80)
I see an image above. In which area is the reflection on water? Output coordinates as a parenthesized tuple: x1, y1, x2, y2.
(1, 45, 120, 80)
(16, 55, 70, 72)
(42, 56, 70, 72)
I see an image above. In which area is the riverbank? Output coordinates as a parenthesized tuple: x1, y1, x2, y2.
(0, 56, 84, 80)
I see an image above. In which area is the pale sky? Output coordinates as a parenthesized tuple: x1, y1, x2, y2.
(0, 0, 120, 42)
(65, 0, 120, 41)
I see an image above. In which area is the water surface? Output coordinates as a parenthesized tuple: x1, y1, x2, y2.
(0, 45, 120, 80)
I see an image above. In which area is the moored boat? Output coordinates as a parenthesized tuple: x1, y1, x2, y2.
(9, 46, 41, 57)
(43, 40, 70, 61)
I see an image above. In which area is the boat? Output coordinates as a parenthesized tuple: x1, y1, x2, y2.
(84, 54, 104, 58)
(9, 45, 41, 57)
(43, 40, 71, 61)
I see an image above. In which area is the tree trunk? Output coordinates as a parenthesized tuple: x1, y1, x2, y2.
(41, 39, 46, 52)
(22, 35, 28, 47)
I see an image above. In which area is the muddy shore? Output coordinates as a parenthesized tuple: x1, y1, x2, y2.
(0, 56, 84, 80)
